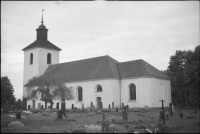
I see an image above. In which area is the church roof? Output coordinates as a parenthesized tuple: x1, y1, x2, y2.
(38, 55, 170, 83)
(42, 55, 120, 83)
(117, 59, 170, 79)
(22, 40, 61, 51)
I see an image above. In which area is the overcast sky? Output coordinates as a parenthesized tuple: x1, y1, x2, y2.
(1, 1, 199, 100)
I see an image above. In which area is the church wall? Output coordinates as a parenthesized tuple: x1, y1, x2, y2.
(143, 78, 171, 107)
(38, 48, 59, 76)
(62, 79, 120, 109)
(121, 77, 171, 108)
(26, 79, 120, 109)
(121, 78, 145, 108)
(23, 48, 40, 97)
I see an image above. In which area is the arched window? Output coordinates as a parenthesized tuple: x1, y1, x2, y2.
(47, 53, 51, 64)
(30, 53, 33, 64)
(78, 87, 82, 101)
(97, 85, 102, 92)
(130, 84, 136, 100)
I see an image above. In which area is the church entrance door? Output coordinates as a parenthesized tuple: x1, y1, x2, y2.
(96, 97, 101, 109)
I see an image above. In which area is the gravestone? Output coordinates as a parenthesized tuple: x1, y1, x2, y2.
(61, 99, 66, 116)
(28, 105, 31, 109)
(159, 110, 165, 124)
(159, 100, 164, 110)
(169, 103, 173, 116)
(122, 103, 124, 109)
(166, 114, 169, 120)
(57, 103, 59, 109)
(100, 102, 103, 109)
(16, 112, 21, 119)
(72, 104, 74, 109)
(116, 106, 118, 112)
(109, 104, 111, 109)
(91, 102, 93, 108)
(82, 103, 84, 109)
(122, 106, 128, 121)
(112, 102, 114, 109)
(126, 105, 129, 110)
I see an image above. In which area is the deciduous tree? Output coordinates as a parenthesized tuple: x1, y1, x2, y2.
(1, 76, 16, 105)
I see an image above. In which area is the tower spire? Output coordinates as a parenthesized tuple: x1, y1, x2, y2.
(41, 9, 45, 24)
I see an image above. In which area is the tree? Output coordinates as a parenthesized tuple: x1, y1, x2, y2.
(166, 45, 200, 108)
(24, 73, 74, 112)
(1, 76, 16, 105)
(15, 99, 23, 110)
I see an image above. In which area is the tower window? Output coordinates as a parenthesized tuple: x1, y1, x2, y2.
(30, 53, 33, 64)
(129, 84, 136, 100)
(47, 53, 51, 64)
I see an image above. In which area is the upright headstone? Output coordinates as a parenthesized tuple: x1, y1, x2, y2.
(57, 103, 59, 109)
(122, 103, 124, 109)
(82, 103, 84, 109)
(112, 102, 114, 109)
(159, 100, 164, 110)
(169, 103, 173, 116)
(100, 102, 103, 109)
(109, 104, 111, 109)
(91, 102, 93, 108)
(116, 106, 118, 112)
(159, 110, 165, 124)
(61, 99, 66, 116)
(122, 106, 128, 121)
(72, 104, 74, 109)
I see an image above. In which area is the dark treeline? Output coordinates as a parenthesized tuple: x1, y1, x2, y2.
(162, 45, 200, 108)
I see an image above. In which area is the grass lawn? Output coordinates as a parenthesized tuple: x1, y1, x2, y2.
(1, 108, 199, 133)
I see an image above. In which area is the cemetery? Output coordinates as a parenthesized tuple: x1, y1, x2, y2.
(1, 104, 199, 133)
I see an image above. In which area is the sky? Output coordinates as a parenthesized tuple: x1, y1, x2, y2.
(1, 1, 199, 100)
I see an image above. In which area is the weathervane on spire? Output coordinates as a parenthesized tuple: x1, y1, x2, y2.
(41, 9, 45, 24)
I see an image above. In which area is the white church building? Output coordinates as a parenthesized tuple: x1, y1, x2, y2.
(22, 18, 171, 110)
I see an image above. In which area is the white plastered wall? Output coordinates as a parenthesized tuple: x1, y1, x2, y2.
(23, 47, 59, 98)
(27, 79, 120, 109)
(121, 77, 171, 108)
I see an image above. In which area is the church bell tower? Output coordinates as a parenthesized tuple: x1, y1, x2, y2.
(22, 12, 61, 110)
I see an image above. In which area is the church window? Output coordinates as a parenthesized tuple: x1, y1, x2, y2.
(47, 53, 51, 64)
(78, 87, 82, 101)
(129, 84, 136, 100)
(30, 53, 33, 64)
(97, 85, 102, 92)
